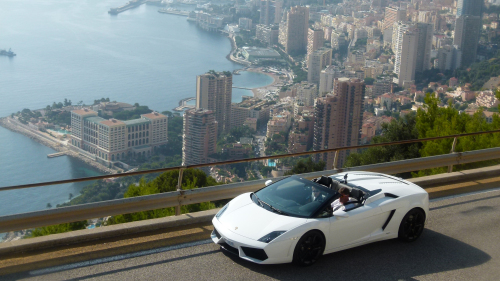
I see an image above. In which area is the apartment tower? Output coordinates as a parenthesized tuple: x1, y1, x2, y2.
(392, 22, 432, 87)
(182, 108, 218, 166)
(196, 71, 232, 136)
(382, 7, 406, 45)
(313, 78, 365, 169)
(284, 6, 309, 55)
(454, 0, 483, 67)
(307, 47, 332, 84)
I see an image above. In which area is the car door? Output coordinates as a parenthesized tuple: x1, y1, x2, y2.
(326, 200, 388, 251)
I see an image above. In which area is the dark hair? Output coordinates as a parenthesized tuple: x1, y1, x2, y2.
(339, 187, 349, 196)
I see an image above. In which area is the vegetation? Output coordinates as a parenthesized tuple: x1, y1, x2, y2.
(364, 77, 375, 85)
(28, 221, 88, 238)
(413, 95, 500, 176)
(344, 112, 421, 178)
(453, 55, 500, 90)
(345, 93, 500, 178)
(290, 63, 307, 83)
(107, 169, 218, 224)
(100, 103, 152, 121)
(284, 157, 326, 175)
(265, 131, 289, 155)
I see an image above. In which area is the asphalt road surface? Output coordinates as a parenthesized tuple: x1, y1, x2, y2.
(5, 189, 500, 281)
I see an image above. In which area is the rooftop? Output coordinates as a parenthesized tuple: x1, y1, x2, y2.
(73, 109, 97, 116)
(101, 119, 126, 127)
(86, 116, 106, 124)
(124, 119, 150, 126)
(142, 112, 166, 120)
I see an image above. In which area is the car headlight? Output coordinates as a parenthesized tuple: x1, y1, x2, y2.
(216, 203, 229, 219)
(258, 231, 286, 243)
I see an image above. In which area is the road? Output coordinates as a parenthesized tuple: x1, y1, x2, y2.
(5, 189, 500, 281)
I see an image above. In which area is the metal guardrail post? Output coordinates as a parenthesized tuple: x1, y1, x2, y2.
(333, 150, 339, 170)
(175, 168, 185, 216)
(448, 137, 458, 173)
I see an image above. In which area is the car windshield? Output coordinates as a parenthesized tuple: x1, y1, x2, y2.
(253, 176, 337, 218)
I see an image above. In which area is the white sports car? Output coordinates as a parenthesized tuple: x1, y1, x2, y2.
(211, 172, 429, 266)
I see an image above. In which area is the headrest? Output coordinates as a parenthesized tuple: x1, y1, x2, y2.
(349, 188, 364, 201)
(313, 176, 341, 190)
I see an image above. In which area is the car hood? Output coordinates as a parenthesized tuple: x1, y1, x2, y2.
(218, 193, 307, 241)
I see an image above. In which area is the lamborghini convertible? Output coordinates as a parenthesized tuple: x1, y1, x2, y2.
(211, 172, 429, 266)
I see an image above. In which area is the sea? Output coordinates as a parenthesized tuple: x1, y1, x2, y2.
(0, 0, 274, 220)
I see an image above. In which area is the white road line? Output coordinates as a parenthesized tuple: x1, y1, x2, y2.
(29, 239, 213, 276)
(430, 187, 500, 203)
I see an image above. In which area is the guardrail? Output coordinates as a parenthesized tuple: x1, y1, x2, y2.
(1, 130, 500, 233)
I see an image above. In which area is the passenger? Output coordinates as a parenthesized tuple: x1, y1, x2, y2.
(310, 186, 325, 202)
(331, 187, 352, 211)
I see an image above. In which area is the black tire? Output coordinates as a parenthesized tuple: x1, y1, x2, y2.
(292, 230, 325, 266)
(398, 208, 426, 242)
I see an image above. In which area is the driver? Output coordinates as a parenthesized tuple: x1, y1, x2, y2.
(331, 187, 353, 211)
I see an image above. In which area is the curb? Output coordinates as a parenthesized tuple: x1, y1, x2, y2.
(0, 209, 218, 256)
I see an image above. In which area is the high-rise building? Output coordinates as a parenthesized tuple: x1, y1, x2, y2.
(239, 18, 253, 30)
(259, 0, 275, 25)
(283, 6, 309, 55)
(382, 7, 406, 45)
(307, 47, 332, 84)
(313, 78, 365, 168)
(414, 23, 433, 72)
(392, 22, 432, 87)
(182, 108, 217, 166)
(196, 71, 232, 136)
(454, 15, 481, 67)
(454, 0, 483, 68)
(319, 65, 343, 95)
(437, 45, 462, 71)
(70, 109, 168, 164)
(256, 24, 279, 46)
(274, 0, 283, 24)
(307, 28, 325, 58)
(457, 0, 483, 17)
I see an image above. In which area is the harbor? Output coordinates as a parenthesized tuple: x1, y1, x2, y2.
(173, 97, 196, 111)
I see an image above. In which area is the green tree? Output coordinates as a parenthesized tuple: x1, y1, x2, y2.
(344, 112, 421, 178)
(364, 78, 375, 85)
(107, 169, 218, 225)
(284, 157, 326, 175)
(414, 95, 500, 176)
(29, 221, 88, 238)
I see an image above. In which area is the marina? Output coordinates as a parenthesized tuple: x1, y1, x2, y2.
(173, 97, 196, 111)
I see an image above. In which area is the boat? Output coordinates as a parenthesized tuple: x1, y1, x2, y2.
(0, 48, 16, 57)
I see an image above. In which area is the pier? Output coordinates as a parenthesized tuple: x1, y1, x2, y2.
(173, 97, 195, 112)
(232, 86, 253, 90)
(47, 152, 66, 158)
(158, 9, 189, 16)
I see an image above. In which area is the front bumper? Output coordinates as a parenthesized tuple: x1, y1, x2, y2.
(211, 217, 294, 264)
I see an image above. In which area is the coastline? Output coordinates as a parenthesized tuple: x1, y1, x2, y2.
(224, 34, 283, 99)
(0, 117, 115, 175)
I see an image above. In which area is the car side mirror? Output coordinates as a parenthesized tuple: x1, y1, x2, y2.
(333, 209, 349, 218)
(265, 180, 273, 186)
